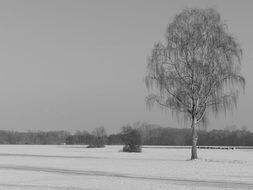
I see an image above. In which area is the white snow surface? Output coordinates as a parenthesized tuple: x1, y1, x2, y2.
(0, 145, 252, 190)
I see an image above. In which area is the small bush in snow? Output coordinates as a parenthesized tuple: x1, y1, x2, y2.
(121, 126, 142, 153)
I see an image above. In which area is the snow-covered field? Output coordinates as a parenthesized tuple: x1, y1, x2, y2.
(0, 145, 252, 190)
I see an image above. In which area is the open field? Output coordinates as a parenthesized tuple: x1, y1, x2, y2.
(0, 145, 252, 190)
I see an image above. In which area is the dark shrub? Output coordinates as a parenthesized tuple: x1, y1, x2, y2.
(87, 143, 105, 148)
(121, 126, 142, 152)
(123, 144, 141, 152)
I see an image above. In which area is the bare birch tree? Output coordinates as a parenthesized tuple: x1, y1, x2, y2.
(145, 8, 245, 160)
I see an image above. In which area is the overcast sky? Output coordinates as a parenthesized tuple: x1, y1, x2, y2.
(0, 0, 252, 133)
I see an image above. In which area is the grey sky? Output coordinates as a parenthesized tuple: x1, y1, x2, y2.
(0, 0, 252, 133)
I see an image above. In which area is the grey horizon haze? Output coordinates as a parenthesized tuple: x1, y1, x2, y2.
(0, 0, 252, 133)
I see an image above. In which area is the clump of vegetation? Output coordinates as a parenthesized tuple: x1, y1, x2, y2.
(86, 144, 104, 148)
(120, 126, 142, 152)
(87, 126, 107, 148)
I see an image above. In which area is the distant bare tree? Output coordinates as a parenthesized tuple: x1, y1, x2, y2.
(91, 126, 107, 147)
(145, 8, 245, 159)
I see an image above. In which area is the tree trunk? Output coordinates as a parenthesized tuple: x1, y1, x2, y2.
(191, 117, 198, 160)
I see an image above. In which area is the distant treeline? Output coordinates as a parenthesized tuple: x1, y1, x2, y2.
(109, 124, 253, 146)
(0, 130, 70, 144)
(137, 125, 253, 146)
(0, 123, 253, 146)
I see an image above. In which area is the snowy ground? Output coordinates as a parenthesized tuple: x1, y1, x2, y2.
(0, 145, 252, 190)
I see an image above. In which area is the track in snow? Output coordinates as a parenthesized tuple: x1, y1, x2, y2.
(0, 153, 172, 162)
(0, 164, 252, 189)
(0, 183, 92, 190)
